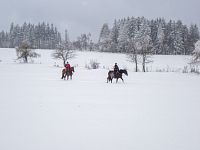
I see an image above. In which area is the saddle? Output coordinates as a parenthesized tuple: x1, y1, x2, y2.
(114, 70, 119, 77)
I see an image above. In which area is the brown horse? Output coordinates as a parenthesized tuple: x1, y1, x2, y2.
(61, 67, 75, 80)
(107, 69, 128, 83)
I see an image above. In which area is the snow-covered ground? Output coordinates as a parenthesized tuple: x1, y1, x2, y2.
(0, 48, 200, 150)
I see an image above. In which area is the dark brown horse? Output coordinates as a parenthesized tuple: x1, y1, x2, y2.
(61, 67, 75, 80)
(107, 69, 128, 83)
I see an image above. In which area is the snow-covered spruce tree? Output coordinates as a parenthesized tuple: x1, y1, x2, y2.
(181, 25, 189, 55)
(127, 17, 137, 40)
(16, 41, 40, 63)
(118, 20, 129, 53)
(65, 29, 70, 44)
(99, 24, 110, 43)
(0, 31, 9, 48)
(188, 24, 200, 54)
(52, 41, 75, 67)
(109, 20, 119, 53)
(74, 33, 92, 51)
(9, 22, 15, 48)
(98, 23, 111, 52)
(155, 22, 165, 54)
(163, 20, 173, 55)
(173, 21, 184, 55)
(191, 40, 200, 64)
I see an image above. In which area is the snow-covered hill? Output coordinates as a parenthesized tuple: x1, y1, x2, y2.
(0, 48, 200, 150)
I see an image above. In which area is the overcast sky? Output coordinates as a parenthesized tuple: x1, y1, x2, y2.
(1, 0, 200, 41)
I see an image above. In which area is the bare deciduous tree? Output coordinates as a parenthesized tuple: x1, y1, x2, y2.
(16, 41, 40, 63)
(140, 36, 154, 72)
(52, 41, 76, 67)
(127, 38, 139, 72)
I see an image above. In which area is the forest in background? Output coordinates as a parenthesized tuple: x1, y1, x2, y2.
(0, 17, 199, 55)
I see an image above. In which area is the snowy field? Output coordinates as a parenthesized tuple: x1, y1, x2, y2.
(0, 48, 200, 150)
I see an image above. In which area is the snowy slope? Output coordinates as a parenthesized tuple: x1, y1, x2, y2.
(0, 48, 200, 150)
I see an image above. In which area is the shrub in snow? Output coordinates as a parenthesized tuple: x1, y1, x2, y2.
(190, 66, 200, 74)
(90, 60, 100, 69)
(180, 66, 200, 74)
(182, 66, 189, 73)
(85, 60, 100, 69)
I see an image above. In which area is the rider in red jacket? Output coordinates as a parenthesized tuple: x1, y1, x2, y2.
(65, 62, 70, 68)
(65, 62, 71, 72)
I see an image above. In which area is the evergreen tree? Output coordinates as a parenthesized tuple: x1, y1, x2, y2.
(9, 22, 15, 48)
(127, 17, 137, 39)
(155, 22, 165, 54)
(188, 24, 200, 54)
(109, 20, 119, 52)
(118, 20, 129, 53)
(98, 23, 110, 52)
(65, 29, 70, 43)
(181, 25, 189, 55)
(191, 40, 200, 64)
(150, 20, 158, 53)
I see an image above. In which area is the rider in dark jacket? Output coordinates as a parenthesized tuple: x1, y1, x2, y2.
(114, 63, 119, 76)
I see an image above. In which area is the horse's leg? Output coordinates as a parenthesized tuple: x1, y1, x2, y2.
(62, 74, 65, 80)
(121, 77, 124, 82)
(63, 73, 66, 80)
(107, 76, 111, 83)
(67, 74, 70, 80)
(116, 78, 118, 83)
(61, 71, 65, 79)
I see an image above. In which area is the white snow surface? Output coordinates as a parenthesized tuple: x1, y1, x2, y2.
(0, 48, 200, 150)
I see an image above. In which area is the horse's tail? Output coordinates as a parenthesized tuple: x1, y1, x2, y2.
(108, 70, 112, 76)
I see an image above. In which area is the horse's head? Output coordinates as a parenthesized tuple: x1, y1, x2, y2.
(62, 68, 66, 73)
(120, 69, 128, 76)
(71, 67, 75, 72)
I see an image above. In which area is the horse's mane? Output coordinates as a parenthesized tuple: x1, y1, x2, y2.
(119, 69, 126, 71)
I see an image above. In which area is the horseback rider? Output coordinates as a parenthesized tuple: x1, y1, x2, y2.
(114, 63, 119, 77)
(65, 62, 71, 72)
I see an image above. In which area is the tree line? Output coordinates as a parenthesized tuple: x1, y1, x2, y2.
(0, 22, 62, 49)
(98, 17, 200, 55)
(0, 17, 200, 55)
(0, 22, 95, 51)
